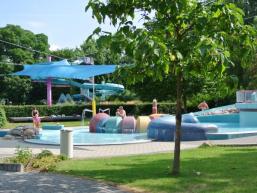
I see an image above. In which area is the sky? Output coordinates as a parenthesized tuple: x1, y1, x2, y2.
(0, 0, 116, 50)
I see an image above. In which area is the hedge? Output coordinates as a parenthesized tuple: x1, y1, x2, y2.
(3, 103, 176, 118)
(0, 106, 7, 128)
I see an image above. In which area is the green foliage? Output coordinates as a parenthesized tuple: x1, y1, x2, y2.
(87, 0, 256, 88)
(228, 0, 257, 25)
(3, 103, 176, 118)
(0, 24, 49, 63)
(58, 154, 68, 161)
(0, 62, 14, 74)
(36, 150, 54, 159)
(31, 155, 65, 172)
(5, 120, 87, 129)
(0, 106, 7, 128)
(86, 0, 257, 174)
(6, 148, 65, 172)
(51, 48, 83, 61)
(81, 38, 129, 65)
(1, 76, 32, 104)
(107, 90, 139, 102)
(8, 147, 33, 165)
(0, 25, 50, 104)
(3, 105, 87, 117)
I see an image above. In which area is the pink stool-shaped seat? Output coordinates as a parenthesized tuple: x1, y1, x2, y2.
(120, 116, 136, 133)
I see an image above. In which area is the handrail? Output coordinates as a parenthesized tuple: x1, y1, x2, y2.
(99, 108, 110, 115)
(81, 108, 93, 126)
(236, 90, 257, 103)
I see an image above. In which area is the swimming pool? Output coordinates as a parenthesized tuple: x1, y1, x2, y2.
(198, 113, 257, 139)
(25, 128, 150, 145)
(204, 122, 257, 133)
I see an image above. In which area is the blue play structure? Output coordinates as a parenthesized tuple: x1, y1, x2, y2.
(148, 90, 257, 141)
(147, 114, 218, 141)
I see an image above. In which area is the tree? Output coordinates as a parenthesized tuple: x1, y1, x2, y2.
(0, 24, 49, 64)
(81, 38, 130, 64)
(51, 48, 83, 62)
(226, 0, 257, 90)
(86, 0, 256, 175)
(227, 0, 257, 24)
(0, 25, 50, 104)
(1, 76, 32, 104)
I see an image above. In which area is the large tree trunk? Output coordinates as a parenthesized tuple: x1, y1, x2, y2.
(172, 71, 182, 175)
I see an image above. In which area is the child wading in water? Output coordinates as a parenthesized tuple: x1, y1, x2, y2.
(32, 107, 41, 134)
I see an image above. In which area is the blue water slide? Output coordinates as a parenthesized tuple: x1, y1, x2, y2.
(33, 79, 124, 93)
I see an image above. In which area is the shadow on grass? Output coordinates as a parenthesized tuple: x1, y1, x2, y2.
(56, 147, 257, 193)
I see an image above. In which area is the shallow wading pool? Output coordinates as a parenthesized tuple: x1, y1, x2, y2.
(25, 127, 150, 145)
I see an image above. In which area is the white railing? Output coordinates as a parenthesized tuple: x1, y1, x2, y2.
(236, 90, 257, 103)
(81, 108, 93, 126)
(99, 108, 110, 115)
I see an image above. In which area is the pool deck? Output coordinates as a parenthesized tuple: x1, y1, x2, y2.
(1, 135, 257, 159)
(0, 138, 202, 158)
(212, 135, 257, 146)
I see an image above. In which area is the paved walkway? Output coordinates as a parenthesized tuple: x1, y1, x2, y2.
(212, 135, 257, 145)
(1, 135, 257, 159)
(0, 138, 203, 158)
(0, 171, 129, 193)
(1, 136, 257, 193)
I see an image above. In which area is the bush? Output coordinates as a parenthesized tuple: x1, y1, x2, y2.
(32, 150, 67, 171)
(3, 104, 86, 118)
(31, 155, 64, 172)
(6, 148, 65, 172)
(36, 150, 54, 159)
(3, 102, 177, 118)
(7, 147, 33, 166)
(0, 106, 7, 128)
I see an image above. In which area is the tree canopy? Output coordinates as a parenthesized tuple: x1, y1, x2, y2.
(0, 24, 49, 64)
(86, 0, 257, 174)
(0, 25, 50, 104)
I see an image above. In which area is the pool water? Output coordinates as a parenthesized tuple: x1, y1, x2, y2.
(196, 112, 257, 139)
(200, 122, 257, 133)
(199, 122, 257, 140)
(25, 128, 150, 145)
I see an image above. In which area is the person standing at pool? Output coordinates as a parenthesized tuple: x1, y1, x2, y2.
(32, 107, 41, 131)
(152, 99, 158, 114)
(198, 101, 209, 111)
(116, 106, 126, 119)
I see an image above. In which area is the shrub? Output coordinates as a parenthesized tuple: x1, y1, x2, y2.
(31, 155, 63, 172)
(32, 150, 67, 171)
(8, 147, 33, 166)
(36, 150, 54, 159)
(3, 104, 86, 118)
(6, 148, 65, 172)
(3, 103, 177, 118)
(0, 106, 7, 128)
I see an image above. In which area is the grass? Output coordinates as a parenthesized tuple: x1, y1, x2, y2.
(55, 146, 257, 193)
(3, 120, 89, 129)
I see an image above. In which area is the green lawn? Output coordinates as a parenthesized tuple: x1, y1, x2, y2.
(55, 146, 257, 193)
(3, 120, 89, 129)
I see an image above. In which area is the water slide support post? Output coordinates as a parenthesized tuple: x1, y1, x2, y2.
(47, 56, 52, 107)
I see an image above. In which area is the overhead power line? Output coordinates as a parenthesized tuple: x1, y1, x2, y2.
(0, 39, 65, 60)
